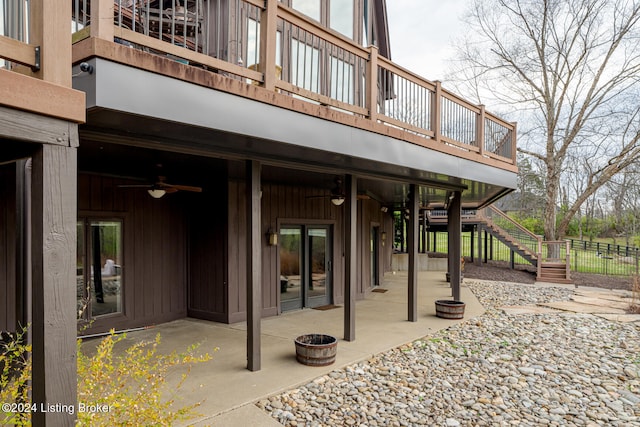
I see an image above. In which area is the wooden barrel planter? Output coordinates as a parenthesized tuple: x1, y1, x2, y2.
(294, 334, 337, 366)
(435, 300, 466, 319)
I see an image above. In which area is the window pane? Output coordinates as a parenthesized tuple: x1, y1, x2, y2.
(330, 0, 353, 38)
(292, 0, 320, 21)
(246, 18, 260, 68)
(89, 220, 123, 317)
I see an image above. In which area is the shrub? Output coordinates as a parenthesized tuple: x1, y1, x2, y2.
(0, 326, 31, 426)
(1, 328, 213, 426)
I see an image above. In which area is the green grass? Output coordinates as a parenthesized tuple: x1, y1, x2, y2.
(423, 231, 638, 277)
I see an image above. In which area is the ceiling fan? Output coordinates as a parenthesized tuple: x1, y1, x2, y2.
(306, 177, 346, 205)
(118, 175, 202, 198)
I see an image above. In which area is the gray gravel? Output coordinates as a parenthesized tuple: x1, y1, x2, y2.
(256, 280, 640, 426)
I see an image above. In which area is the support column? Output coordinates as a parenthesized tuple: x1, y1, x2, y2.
(421, 212, 427, 253)
(476, 225, 483, 266)
(246, 160, 262, 371)
(408, 184, 418, 322)
(447, 191, 462, 301)
(344, 174, 357, 341)
(470, 229, 475, 263)
(31, 144, 77, 427)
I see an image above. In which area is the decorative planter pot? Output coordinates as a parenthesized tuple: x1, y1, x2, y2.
(294, 334, 337, 366)
(435, 300, 466, 319)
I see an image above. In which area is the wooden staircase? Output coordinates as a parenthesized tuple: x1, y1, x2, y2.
(537, 261, 572, 284)
(479, 206, 572, 284)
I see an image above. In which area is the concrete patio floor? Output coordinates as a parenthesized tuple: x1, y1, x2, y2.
(114, 271, 484, 426)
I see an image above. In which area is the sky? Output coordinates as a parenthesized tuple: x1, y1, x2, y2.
(386, 0, 469, 82)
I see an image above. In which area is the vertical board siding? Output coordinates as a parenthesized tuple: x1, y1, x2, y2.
(0, 164, 17, 332)
(187, 178, 228, 321)
(226, 178, 390, 321)
(78, 173, 188, 334)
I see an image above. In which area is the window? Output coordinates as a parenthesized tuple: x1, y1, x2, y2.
(77, 219, 123, 319)
(289, 0, 354, 39)
(329, 0, 353, 38)
(292, 0, 321, 21)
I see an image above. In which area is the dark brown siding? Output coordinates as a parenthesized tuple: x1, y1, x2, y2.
(226, 176, 392, 322)
(78, 173, 189, 334)
(0, 164, 17, 332)
(187, 167, 228, 323)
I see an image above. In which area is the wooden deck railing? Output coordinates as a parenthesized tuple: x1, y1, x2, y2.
(69, 0, 516, 167)
(1, 0, 85, 123)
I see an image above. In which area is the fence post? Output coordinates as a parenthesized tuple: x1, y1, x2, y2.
(536, 240, 542, 280)
(565, 240, 571, 282)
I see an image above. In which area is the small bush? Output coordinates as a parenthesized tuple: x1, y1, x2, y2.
(0, 326, 31, 426)
(1, 328, 213, 426)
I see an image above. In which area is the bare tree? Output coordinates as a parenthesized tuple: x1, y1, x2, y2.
(450, 0, 640, 240)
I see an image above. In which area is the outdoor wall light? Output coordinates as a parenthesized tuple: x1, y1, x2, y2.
(267, 228, 278, 246)
(148, 189, 166, 199)
(381, 232, 387, 246)
(331, 195, 345, 206)
(380, 206, 389, 213)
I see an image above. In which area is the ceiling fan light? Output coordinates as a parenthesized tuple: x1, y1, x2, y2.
(148, 188, 166, 199)
(331, 195, 345, 206)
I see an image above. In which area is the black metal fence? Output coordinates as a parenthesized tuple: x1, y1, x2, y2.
(427, 233, 639, 277)
(568, 239, 639, 276)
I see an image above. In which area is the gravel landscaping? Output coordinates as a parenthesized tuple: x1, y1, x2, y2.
(257, 280, 640, 426)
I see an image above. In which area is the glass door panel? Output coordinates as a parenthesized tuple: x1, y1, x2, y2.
(306, 226, 331, 307)
(89, 221, 123, 317)
(280, 226, 303, 311)
(280, 224, 332, 311)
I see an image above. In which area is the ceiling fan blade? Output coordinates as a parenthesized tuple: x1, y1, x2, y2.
(164, 187, 179, 194)
(117, 184, 153, 188)
(164, 183, 203, 192)
(306, 195, 329, 199)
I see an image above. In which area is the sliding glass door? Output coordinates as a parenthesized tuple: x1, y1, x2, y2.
(280, 225, 332, 312)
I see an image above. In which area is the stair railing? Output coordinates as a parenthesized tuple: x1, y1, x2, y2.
(480, 206, 542, 258)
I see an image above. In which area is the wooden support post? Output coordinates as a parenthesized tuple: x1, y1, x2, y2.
(89, 0, 115, 42)
(476, 225, 483, 266)
(344, 174, 357, 341)
(29, 0, 72, 85)
(447, 191, 462, 301)
(421, 213, 427, 254)
(366, 46, 379, 122)
(510, 122, 518, 164)
(484, 229, 488, 263)
(477, 104, 485, 156)
(260, 0, 278, 91)
(433, 231, 437, 252)
(432, 81, 442, 143)
(408, 184, 418, 322)
(246, 160, 262, 371)
(31, 144, 77, 427)
(470, 228, 475, 263)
